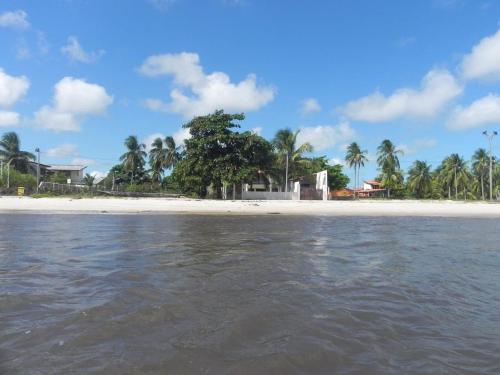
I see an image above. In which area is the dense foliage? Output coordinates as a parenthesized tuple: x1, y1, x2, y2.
(2, 117, 499, 200)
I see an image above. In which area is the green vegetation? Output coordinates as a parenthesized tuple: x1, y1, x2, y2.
(345, 142, 368, 195)
(1, 115, 499, 201)
(50, 172, 68, 184)
(0, 132, 35, 173)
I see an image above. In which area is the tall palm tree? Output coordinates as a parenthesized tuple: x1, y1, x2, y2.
(376, 139, 403, 198)
(120, 135, 146, 183)
(472, 148, 489, 200)
(149, 136, 181, 184)
(407, 160, 432, 199)
(272, 128, 313, 188)
(446, 154, 468, 199)
(0, 132, 35, 173)
(164, 136, 181, 170)
(149, 137, 167, 184)
(345, 142, 368, 194)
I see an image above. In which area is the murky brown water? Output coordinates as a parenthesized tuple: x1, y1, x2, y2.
(1, 214, 500, 374)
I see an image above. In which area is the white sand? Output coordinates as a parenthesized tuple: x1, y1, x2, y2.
(1, 196, 500, 217)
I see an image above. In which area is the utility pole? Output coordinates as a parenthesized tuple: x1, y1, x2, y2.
(483, 130, 497, 201)
(6, 159, 12, 189)
(285, 151, 289, 193)
(35, 148, 41, 193)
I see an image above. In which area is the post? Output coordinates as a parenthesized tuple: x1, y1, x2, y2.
(483, 131, 498, 201)
(285, 151, 289, 193)
(7, 159, 12, 189)
(35, 148, 41, 193)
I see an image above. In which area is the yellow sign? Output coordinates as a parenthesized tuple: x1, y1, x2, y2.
(17, 187, 25, 196)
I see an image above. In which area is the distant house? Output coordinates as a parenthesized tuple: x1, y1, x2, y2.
(28, 162, 87, 184)
(356, 180, 387, 198)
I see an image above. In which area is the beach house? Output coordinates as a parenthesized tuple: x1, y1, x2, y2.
(29, 162, 87, 184)
(355, 180, 387, 198)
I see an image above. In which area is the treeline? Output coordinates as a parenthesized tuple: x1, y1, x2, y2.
(1, 109, 498, 200)
(102, 110, 349, 197)
(344, 139, 499, 200)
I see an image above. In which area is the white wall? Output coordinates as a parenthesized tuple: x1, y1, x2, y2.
(242, 191, 295, 200)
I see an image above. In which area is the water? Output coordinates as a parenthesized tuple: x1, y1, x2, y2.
(1, 214, 500, 374)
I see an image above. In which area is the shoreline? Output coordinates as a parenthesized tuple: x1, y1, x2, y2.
(1, 196, 500, 218)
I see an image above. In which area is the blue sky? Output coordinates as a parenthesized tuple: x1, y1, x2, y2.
(1, 0, 500, 184)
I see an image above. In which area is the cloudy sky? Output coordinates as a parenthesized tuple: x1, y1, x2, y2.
(1, 0, 500, 182)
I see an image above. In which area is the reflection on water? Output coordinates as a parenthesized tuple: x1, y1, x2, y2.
(1, 214, 500, 374)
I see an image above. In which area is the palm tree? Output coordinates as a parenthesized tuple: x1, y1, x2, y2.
(120, 135, 146, 183)
(0, 132, 35, 173)
(407, 160, 432, 199)
(149, 137, 167, 184)
(345, 142, 368, 195)
(164, 136, 181, 170)
(472, 148, 489, 200)
(149, 136, 181, 184)
(272, 128, 313, 188)
(82, 173, 95, 188)
(376, 139, 403, 198)
(447, 154, 468, 199)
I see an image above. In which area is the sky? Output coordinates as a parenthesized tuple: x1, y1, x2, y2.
(1, 0, 500, 185)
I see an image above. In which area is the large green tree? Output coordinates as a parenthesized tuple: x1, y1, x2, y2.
(120, 135, 146, 183)
(0, 132, 35, 173)
(376, 139, 403, 198)
(172, 110, 273, 198)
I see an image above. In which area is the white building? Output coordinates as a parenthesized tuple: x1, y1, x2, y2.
(46, 165, 87, 184)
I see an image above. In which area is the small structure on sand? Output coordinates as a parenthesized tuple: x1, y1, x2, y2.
(355, 180, 387, 198)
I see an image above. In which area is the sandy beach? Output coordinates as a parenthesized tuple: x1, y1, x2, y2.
(0, 196, 499, 217)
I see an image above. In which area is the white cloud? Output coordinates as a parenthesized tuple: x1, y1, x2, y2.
(139, 52, 275, 118)
(46, 144, 78, 158)
(461, 29, 500, 81)
(397, 139, 437, 155)
(0, 68, 30, 108)
(340, 69, 462, 122)
(300, 98, 321, 115)
(0, 111, 20, 127)
(447, 94, 500, 130)
(72, 157, 95, 166)
(173, 127, 191, 145)
(0, 10, 30, 30)
(61, 36, 105, 63)
(251, 126, 262, 135)
(296, 122, 357, 151)
(34, 77, 113, 132)
(328, 157, 345, 166)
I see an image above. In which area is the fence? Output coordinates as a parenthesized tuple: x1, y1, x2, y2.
(39, 182, 94, 194)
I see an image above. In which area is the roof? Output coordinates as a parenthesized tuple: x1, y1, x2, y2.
(364, 180, 381, 185)
(47, 165, 87, 171)
(28, 161, 51, 168)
